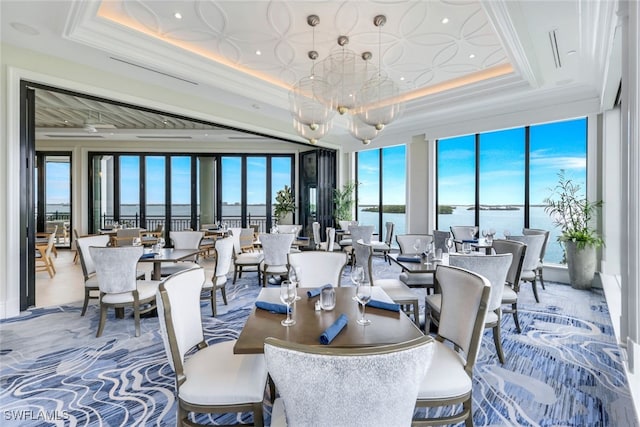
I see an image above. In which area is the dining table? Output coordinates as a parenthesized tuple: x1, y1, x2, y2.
(388, 252, 449, 274)
(137, 247, 206, 280)
(233, 286, 424, 354)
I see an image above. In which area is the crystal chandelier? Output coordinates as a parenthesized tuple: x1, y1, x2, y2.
(289, 14, 403, 145)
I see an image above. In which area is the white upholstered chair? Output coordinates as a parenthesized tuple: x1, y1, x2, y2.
(90, 246, 162, 337)
(396, 234, 436, 293)
(450, 225, 478, 251)
(76, 234, 111, 316)
(275, 224, 301, 236)
(493, 239, 527, 333)
(523, 228, 550, 289)
(266, 335, 433, 427)
(202, 236, 234, 317)
(157, 268, 268, 427)
(446, 253, 512, 364)
(371, 221, 394, 263)
(354, 240, 421, 327)
(160, 231, 204, 276)
(229, 227, 263, 285)
(287, 251, 348, 287)
(258, 233, 294, 286)
(414, 264, 491, 426)
(510, 234, 546, 302)
(433, 229, 452, 253)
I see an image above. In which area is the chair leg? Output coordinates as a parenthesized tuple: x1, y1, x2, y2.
(134, 306, 141, 337)
(538, 267, 546, 290)
(221, 286, 228, 305)
(177, 405, 188, 427)
(211, 288, 218, 317)
(511, 302, 521, 333)
(81, 288, 91, 316)
(253, 402, 264, 427)
(73, 251, 79, 264)
(96, 304, 107, 337)
(268, 375, 276, 404)
(531, 278, 540, 303)
(463, 397, 473, 427)
(233, 266, 239, 284)
(492, 321, 505, 364)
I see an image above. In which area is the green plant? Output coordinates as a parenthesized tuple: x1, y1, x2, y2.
(333, 181, 358, 222)
(543, 170, 604, 249)
(273, 185, 295, 219)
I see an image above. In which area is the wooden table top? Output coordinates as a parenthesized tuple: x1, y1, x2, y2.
(233, 287, 424, 354)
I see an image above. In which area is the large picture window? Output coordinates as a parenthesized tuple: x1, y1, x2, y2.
(436, 117, 587, 264)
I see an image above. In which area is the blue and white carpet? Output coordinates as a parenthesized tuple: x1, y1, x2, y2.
(1, 259, 637, 426)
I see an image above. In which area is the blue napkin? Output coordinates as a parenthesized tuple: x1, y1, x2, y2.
(255, 301, 290, 314)
(307, 284, 332, 298)
(319, 314, 348, 345)
(139, 253, 156, 259)
(462, 239, 478, 243)
(397, 255, 421, 263)
(368, 299, 401, 312)
(298, 236, 310, 240)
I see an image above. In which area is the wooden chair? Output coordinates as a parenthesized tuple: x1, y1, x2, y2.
(157, 267, 268, 426)
(371, 221, 394, 263)
(510, 234, 546, 302)
(287, 251, 348, 288)
(35, 227, 57, 278)
(523, 228, 550, 289)
(202, 236, 234, 317)
(110, 228, 142, 247)
(229, 227, 263, 285)
(493, 239, 527, 333)
(414, 265, 491, 426)
(258, 233, 294, 286)
(160, 231, 203, 277)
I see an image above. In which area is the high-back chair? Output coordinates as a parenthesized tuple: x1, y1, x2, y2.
(89, 246, 162, 337)
(433, 230, 452, 253)
(35, 227, 57, 278)
(265, 335, 433, 427)
(258, 233, 294, 286)
(161, 231, 204, 276)
(353, 240, 421, 327)
(157, 268, 268, 426)
(395, 234, 435, 293)
(523, 228, 550, 289)
(229, 228, 263, 285)
(276, 224, 301, 236)
(287, 251, 348, 287)
(446, 253, 513, 364)
(510, 234, 546, 302)
(312, 221, 322, 249)
(414, 264, 491, 426)
(324, 227, 338, 251)
(450, 225, 478, 251)
(493, 239, 527, 333)
(371, 221, 394, 263)
(202, 236, 234, 317)
(76, 234, 111, 316)
(111, 227, 142, 246)
(343, 225, 374, 266)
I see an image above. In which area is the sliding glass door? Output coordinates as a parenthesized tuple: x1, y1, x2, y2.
(36, 152, 72, 249)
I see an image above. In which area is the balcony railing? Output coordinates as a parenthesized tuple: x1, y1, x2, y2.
(100, 213, 273, 233)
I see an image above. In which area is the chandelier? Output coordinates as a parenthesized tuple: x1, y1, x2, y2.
(289, 14, 403, 145)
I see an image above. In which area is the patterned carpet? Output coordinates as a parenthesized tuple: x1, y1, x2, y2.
(0, 258, 637, 426)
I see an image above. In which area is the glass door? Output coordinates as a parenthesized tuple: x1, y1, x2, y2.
(36, 152, 72, 249)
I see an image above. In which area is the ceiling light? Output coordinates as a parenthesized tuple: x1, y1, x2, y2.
(256, 50, 262, 56)
(174, 12, 182, 19)
(10, 22, 39, 35)
(441, 18, 449, 24)
(289, 14, 403, 145)
(469, 54, 476, 59)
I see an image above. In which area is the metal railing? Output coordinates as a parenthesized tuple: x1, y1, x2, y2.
(101, 213, 274, 233)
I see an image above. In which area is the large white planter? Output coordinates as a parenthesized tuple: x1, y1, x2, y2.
(278, 212, 293, 225)
(564, 241, 597, 290)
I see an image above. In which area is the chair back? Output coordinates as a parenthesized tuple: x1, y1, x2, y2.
(510, 234, 546, 272)
(338, 220, 358, 232)
(239, 228, 256, 252)
(288, 251, 348, 287)
(259, 233, 294, 266)
(448, 253, 512, 312)
(383, 221, 394, 245)
(229, 227, 242, 253)
(113, 228, 142, 246)
(349, 225, 374, 245)
(157, 268, 206, 373)
(264, 335, 434, 427)
(450, 225, 477, 240)
(277, 224, 301, 236)
(433, 230, 451, 253)
(492, 239, 527, 289)
(435, 264, 490, 367)
(325, 227, 336, 252)
(76, 235, 111, 279)
(90, 246, 143, 294)
(43, 226, 58, 257)
(312, 222, 321, 248)
(213, 236, 234, 279)
(353, 240, 374, 283)
(396, 234, 433, 254)
(523, 228, 550, 259)
(170, 231, 204, 249)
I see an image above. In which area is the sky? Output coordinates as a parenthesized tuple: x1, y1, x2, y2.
(44, 117, 586, 213)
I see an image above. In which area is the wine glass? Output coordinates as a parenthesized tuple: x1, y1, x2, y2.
(470, 227, 477, 240)
(504, 229, 511, 239)
(355, 280, 372, 325)
(132, 237, 142, 247)
(157, 237, 165, 249)
(289, 266, 301, 300)
(279, 280, 296, 327)
(350, 265, 365, 301)
(413, 238, 422, 256)
(445, 237, 454, 253)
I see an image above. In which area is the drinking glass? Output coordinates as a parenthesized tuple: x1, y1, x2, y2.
(470, 227, 478, 240)
(504, 230, 511, 239)
(320, 286, 336, 310)
(350, 265, 365, 301)
(413, 238, 422, 255)
(132, 237, 142, 247)
(289, 266, 301, 300)
(462, 242, 472, 254)
(157, 237, 165, 249)
(355, 280, 372, 325)
(445, 237, 454, 253)
(279, 280, 296, 326)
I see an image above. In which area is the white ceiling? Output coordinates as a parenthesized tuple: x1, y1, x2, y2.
(0, 0, 619, 151)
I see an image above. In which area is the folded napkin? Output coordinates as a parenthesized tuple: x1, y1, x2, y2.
(319, 314, 348, 345)
(462, 239, 478, 243)
(307, 284, 332, 298)
(297, 236, 310, 240)
(139, 253, 156, 259)
(397, 255, 421, 263)
(367, 299, 401, 312)
(255, 301, 290, 314)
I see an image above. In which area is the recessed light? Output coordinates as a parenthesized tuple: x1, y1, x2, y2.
(174, 12, 182, 19)
(441, 17, 449, 24)
(400, 77, 405, 81)
(255, 50, 262, 56)
(10, 22, 39, 36)
(469, 54, 476, 59)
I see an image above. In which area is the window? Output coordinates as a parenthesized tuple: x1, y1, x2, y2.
(436, 117, 587, 264)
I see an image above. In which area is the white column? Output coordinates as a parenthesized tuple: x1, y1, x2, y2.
(405, 134, 429, 233)
(198, 157, 216, 225)
(620, 0, 640, 373)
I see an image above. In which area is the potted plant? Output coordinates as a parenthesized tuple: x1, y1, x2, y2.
(543, 170, 604, 289)
(274, 185, 295, 225)
(334, 181, 358, 230)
